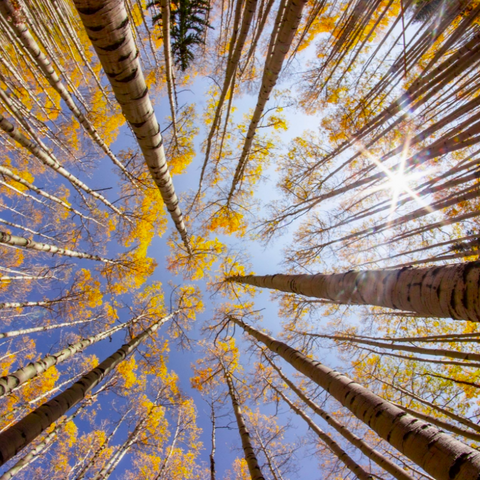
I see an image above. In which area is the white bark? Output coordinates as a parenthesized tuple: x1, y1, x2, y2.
(229, 262, 480, 322)
(73, 0, 191, 254)
(0, 312, 175, 465)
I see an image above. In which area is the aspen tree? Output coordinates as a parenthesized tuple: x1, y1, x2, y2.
(228, 261, 480, 321)
(262, 350, 416, 480)
(0, 317, 97, 339)
(223, 369, 265, 480)
(0, 231, 117, 264)
(73, 0, 192, 254)
(0, 313, 146, 398)
(229, 315, 480, 480)
(0, 311, 175, 465)
(0, 0, 135, 181)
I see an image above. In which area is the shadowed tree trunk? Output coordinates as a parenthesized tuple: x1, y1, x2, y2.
(229, 315, 480, 480)
(223, 368, 265, 480)
(0, 311, 176, 465)
(228, 261, 480, 321)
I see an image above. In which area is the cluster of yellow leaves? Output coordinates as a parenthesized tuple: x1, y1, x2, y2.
(167, 104, 199, 175)
(167, 234, 225, 280)
(75, 269, 103, 309)
(116, 355, 140, 389)
(191, 338, 240, 392)
(206, 205, 246, 236)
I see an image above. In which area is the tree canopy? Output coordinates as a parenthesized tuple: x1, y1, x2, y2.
(0, 0, 480, 478)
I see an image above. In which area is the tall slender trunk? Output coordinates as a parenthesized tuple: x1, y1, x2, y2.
(227, 0, 307, 202)
(159, 0, 178, 145)
(269, 381, 373, 480)
(0, 317, 97, 339)
(0, 311, 175, 465)
(228, 261, 480, 322)
(0, 231, 116, 264)
(154, 413, 181, 480)
(0, 0, 135, 181)
(209, 402, 216, 480)
(223, 369, 265, 480)
(73, 0, 191, 254)
(199, 0, 258, 192)
(229, 316, 480, 480)
(264, 352, 415, 480)
(0, 314, 144, 399)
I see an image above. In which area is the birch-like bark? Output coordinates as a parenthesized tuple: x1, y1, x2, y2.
(264, 352, 415, 480)
(0, 298, 69, 310)
(228, 262, 480, 322)
(269, 381, 373, 480)
(73, 0, 191, 254)
(223, 369, 265, 480)
(0, 317, 97, 339)
(303, 332, 480, 363)
(0, 311, 174, 465)
(0, 231, 116, 264)
(0, 218, 56, 242)
(158, 0, 178, 145)
(230, 316, 480, 480)
(154, 413, 181, 480)
(0, 314, 145, 398)
(0, 165, 101, 225)
(209, 402, 216, 480)
(0, 113, 129, 220)
(0, 398, 91, 480)
(0, 0, 135, 181)
(227, 0, 307, 202)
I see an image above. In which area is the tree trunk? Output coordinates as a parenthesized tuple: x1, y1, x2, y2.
(159, 0, 178, 145)
(269, 381, 373, 480)
(227, 0, 306, 202)
(0, 311, 174, 465)
(228, 262, 480, 322)
(264, 352, 415, 480)
(0, 314, 144, 398)
(0, 397, 91, 480)
(0, 231, 115, 264)
(230, 316, 480, 480)
(223, 369, 265, 480)
(73, 0, 191, 254)
(0, 317, 97, 339)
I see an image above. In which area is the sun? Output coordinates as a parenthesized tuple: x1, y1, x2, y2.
(355, 135, 438, 221)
